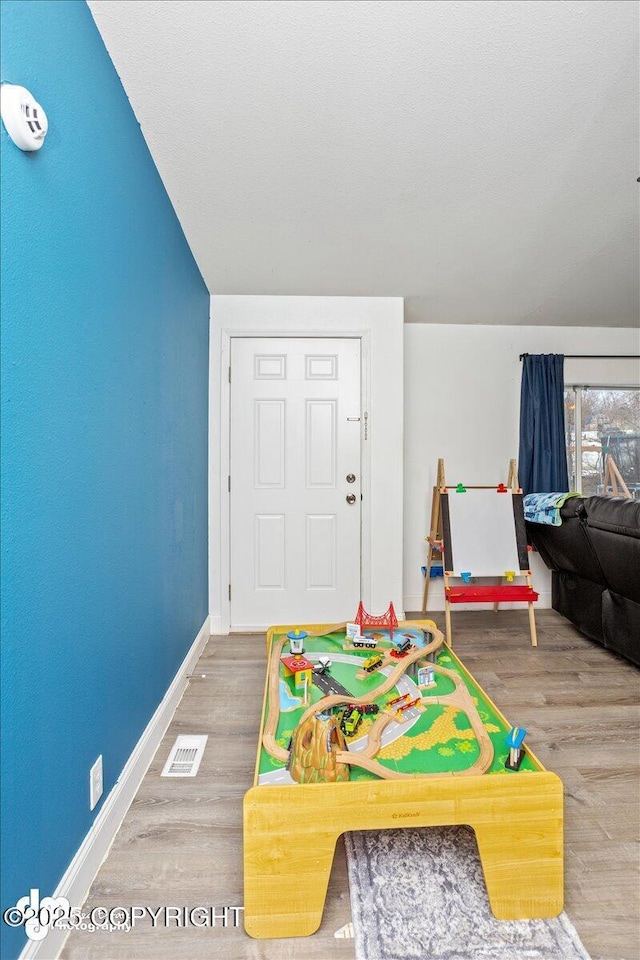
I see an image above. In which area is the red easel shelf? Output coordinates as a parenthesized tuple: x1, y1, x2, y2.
(445, 586, 539, 604)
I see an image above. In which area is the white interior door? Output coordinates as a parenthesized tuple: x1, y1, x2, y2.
(230, 337, 361, 629)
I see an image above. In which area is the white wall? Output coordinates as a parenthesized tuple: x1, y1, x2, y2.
(209, 295, 404, 633)
(404, 324, 640, 612)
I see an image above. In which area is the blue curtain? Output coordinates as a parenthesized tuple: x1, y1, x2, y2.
(519, 354, 569, 496)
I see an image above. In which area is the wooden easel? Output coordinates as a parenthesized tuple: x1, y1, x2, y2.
(421, 458, 518, 612)
(602, 454, 631, 498)
(421, 458, 446, 613)
(422, 459, 538, 648)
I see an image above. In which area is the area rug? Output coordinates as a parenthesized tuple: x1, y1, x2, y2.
(345, 826, 591, 960)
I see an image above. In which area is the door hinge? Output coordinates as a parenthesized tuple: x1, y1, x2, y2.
(228, 475, 231, 493)
(228, 366, 231, 383)
(228, 584, 231, 601)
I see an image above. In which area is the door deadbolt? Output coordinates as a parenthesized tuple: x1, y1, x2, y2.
(346, 473, 356, 483)
(346, 494, 357, 504)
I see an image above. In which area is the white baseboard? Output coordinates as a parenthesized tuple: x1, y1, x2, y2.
(18, 617, 210, 960)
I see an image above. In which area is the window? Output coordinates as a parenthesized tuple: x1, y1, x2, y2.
(564, 387, 640, 498)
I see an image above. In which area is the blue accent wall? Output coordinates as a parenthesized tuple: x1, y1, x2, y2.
(0, 3, 209, 956)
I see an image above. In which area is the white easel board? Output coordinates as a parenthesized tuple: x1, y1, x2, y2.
(441, 489, 529, 577)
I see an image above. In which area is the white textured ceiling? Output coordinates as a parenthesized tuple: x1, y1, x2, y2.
(89, 0, 639, 326)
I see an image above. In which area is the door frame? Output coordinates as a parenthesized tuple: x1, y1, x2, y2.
(222, 331, 370, 633)
(209, 296, 404, 635)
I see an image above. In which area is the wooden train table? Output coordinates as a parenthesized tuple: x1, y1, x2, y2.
(243, 619, 563, 939)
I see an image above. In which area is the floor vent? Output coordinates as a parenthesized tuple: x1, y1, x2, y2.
(161, 735, 208, 778)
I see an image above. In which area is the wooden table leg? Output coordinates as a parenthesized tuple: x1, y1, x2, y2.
(473, 780, 563, 920)
(243, 786, 340, 938)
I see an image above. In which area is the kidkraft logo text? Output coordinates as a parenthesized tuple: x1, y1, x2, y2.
(3, 889, 72, 942)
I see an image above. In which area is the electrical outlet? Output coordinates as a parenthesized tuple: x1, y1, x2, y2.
(90, 756, 103, 811)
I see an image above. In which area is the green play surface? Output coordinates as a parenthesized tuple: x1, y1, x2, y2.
(257, 629, 537, 783)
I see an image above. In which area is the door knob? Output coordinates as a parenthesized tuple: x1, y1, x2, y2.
(346, 494, 356, 504)
(346, 473, 356, 483)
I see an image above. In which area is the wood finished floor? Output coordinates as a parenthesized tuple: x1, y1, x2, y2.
(61, 610, 640, 960)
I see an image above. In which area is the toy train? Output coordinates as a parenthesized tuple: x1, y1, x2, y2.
(390, 639, 414, 659)
(362, 653, 384, 672)
(346, 702, 379, 715)
(352, 636, 377, 649)
(340, 706, 363, 736)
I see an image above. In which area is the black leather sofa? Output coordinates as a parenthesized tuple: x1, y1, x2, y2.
(526, 495, 640, 666)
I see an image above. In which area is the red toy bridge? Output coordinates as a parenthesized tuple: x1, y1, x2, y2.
(354, 601, 398, 640)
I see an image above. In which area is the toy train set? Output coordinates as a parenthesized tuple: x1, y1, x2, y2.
(268, 610, 536, 782)
(245, 609, 564, 941)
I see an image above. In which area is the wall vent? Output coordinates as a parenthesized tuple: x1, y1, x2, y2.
(161, 735, 208, 777)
